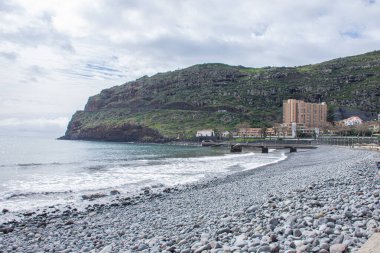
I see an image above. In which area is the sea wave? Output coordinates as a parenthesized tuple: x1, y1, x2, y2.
(0, 140, 287, 214)
(0, 162, 78, 168)
(4, 190, 73, 200)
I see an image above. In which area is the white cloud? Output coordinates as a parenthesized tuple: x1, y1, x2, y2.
(0, 0, 380, 135)
(0, 117, 69, 136)
(0, 117, 68, 128)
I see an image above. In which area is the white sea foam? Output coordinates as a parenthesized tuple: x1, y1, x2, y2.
(0, 136, 287, 213)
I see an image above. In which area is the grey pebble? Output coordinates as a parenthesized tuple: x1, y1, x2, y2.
(1, 147, 378, 253)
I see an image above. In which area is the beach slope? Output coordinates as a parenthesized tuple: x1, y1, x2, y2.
(1, 146, 379, 252)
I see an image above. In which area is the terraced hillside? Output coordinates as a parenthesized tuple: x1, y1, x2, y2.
(62, 51, 380, 141)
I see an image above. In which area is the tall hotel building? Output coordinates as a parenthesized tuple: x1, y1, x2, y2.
(283, 99, 327, 127)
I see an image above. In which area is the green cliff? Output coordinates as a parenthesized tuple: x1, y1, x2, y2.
(62, 51, 380, 141)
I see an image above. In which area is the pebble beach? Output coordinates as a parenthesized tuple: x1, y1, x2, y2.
(1, 145, 379, 253)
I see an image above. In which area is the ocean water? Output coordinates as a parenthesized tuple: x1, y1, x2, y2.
(0, 135, 287, 216)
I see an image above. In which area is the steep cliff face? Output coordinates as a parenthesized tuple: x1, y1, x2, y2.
(84, 64, 249, 113)
(61, 111, 164, 142)
(62, 51, 380, 141)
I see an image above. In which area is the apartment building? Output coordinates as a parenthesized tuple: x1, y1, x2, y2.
(283, 99, 327, 127)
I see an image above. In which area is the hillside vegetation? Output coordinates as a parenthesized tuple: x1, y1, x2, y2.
(62, 51, 380, 141)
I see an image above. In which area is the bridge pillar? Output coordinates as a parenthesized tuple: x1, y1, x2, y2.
(290, 147, 297, 153)
(262, 147, 269, 153)
(230, 145, 242, 153)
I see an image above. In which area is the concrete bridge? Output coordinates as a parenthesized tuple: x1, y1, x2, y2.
(233, 143, 317, 153)
(243, 143, 317, 153)
(203, 142, 317, 153)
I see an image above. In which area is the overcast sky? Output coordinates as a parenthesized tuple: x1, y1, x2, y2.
(0, 0, 379, 136)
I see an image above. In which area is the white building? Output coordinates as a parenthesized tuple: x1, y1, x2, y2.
(221, 131, 231, 138)
(196, 129, 214, 137)
(342, 116, 363, 126)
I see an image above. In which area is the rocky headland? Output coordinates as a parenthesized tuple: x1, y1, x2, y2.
(61, 51, 380, 142)
(1, 146, 379, 252)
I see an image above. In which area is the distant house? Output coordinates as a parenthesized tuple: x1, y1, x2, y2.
(221, 131, 231, 138)
(368, 122, 380, 133)
(238, 128, 262, 138)
(266, 128, 275, 136)
(342, 116, 363, 126)
(196, 129, 214, 137)
(237, 128, 276, 138)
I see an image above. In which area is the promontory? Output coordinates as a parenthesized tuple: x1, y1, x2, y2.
(61, 51, 380, 142)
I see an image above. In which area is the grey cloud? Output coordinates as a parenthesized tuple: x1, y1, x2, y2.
(86, 64, 121, 73)
(27, 77, 38, 83)
(0, 51, 18, 61)
(62, 58, 128, 81)
(80, 0, 142, 30)
(0, 1, 23, 13)
(340, 24, 365, 39)
(18, 65, 48, 83)
(363, 0, 376, 5)
(135, 35, 239, 64)
(80, 62, 126, 80)
(59, 42, 75, 53)
(251, 23, 268, 37)
(80, 1, 366, 68)
(29, 65, 46, 76)
(120, 32, 275, 70)
(0, 11, 75, 53)
(64, 71, 94, 80)
(340, 30, 361, 39)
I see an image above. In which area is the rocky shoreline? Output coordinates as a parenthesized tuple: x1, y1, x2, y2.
(0, 146, 379, 253)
